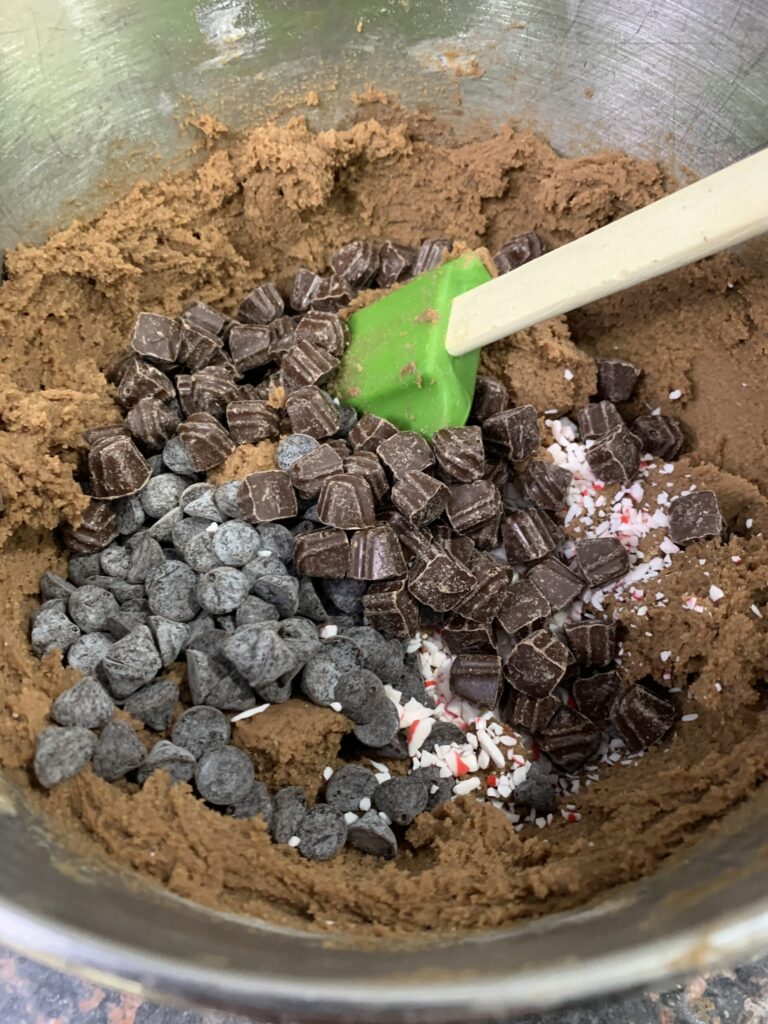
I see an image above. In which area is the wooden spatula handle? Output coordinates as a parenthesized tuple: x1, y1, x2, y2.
(445, 148, 768, 357)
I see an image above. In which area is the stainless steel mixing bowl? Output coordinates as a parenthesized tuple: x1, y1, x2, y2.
(1, 1, 767, 1019)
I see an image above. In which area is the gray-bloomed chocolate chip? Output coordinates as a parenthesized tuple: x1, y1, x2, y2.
(376, 240, 415, 288)
(222, 624, 298, 684)
(82, 575, 144, 604)
(421, 720, 465, 753)
(210, 520, 258, 566)
(502, 508, 562, 564)
(668, 490, 723, 546)
(68, 553, 103, 586)
(293, 528, 349, 578)
(162, 435, 198, 477)
(347, 810, 398, 858)
(353, 696, 400, 746)
(235, 595, 279, 627)
(362, 732, 409, 760)
(445, 480, 502, 534)
(347, 525, 405, 581)
(272, 786, 307, 843)
(317, 474, 375, 530)
(196, 567, 250, 615)
(131, 312, 181, 366)
(99, 542, 130, 579)
(572, 670, 624, 727)
(177, 413, 235, 472)
(526, 558, 583, 611)
(181, 530, 221, 573)
(335, 669, 385, 724)
(511, 759, 559, 814)
(125, 678, 179, 732)
(597, 359, 641, 403)
(348, 414, 398, 454)
(297, 805, 347, 861)
(471, 375, 510, 423)
(564, 620, 619, 667)
(276, 433, 319, 471)
(325, 765, 379, 812)
(67, 631, 113, 673)
(377, 432, 434, 479)
(500, 688, 560, 734)
(238, 283, 284, 325)
(450, 653, 502, 707)
(52, 677, 114, 729)
(575, 537, 630, 587)
(228, 781, 274, 823)
(40, 572, 76, 602)
(241, 554, 289, 585)
(322, 636, 365, 673)
(125, 397, 180, 450)
(507, 629, 570, 698)
(238, 470, 298, 523)
(586, 425, 642, 484)
(413, 766, 453, 811)
(538, 706, 601, 772)
(68, 585, 120, 633)
(196, 745, 254, 805)
(102, 625, 162, 698)
(251, 574, 299, 618)
(147, 616, 188, 669)
(226, 400, 280, 445)
(186, 649, 253, 710)
(34, 726, 97, 788)
(496, 579, 551, 638)
(31, 604, 81, 657)
(138, 740, 196, 785)
(578, 401, 624, 440)
(63, 500, 120, 554)
(297, 577, 331, 623)
(300, 653, 341, 705)
(373, 774, 428, 826)
(391, 470, 448, 526)
(363, 580, 419, 639)
(408, 548, 475, 612)
(171, 705, 230, 759)
(92, 720, 146, 781)
(522, 461, 572, 511)
(146, 561, 200, 622)
(441, 616, 495, 655)
(115, 495, 146, 536)
(482, 405, 540, 461)
(611, 684, 677, 752)
(493, 231, 546, 273)
(432, 426, 485, 482)
(213, 480, 243, 520)
(140, 474, 187, 519)
(147, 507, 184, 545)
(630, 413, 684, 460)
(89, 435, 151, 500)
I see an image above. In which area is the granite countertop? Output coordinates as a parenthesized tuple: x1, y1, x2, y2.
(1, 947, 767, 1024)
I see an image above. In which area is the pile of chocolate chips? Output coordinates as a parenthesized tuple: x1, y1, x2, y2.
(30, 232, 724, 860)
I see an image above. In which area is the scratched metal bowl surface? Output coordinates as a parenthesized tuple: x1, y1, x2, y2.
(1, 0, 767, 1019)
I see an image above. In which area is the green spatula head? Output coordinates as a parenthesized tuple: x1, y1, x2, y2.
(335, 252, 492, 439)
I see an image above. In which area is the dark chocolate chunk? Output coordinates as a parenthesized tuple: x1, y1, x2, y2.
(373, 774, 428, 826)
(178, 323, 223, 372)
(311, 274, 357, 312)
(526, 557, 583, 611)
(668, 490, 723, 546)
(453, 555, 508, 624)
(347, 525, 405, 581)
(281, 338, 339, 390)
(573, 670, 624, 727)
(82, 425, 130, 447)
(493, 231, 546, 274)
(502, 508, 562, 564)
(538, 706, 601, 772)
(506, 629, 570, 698)
(294, 309, 349, 357)
(611, 684, 677, 752)
(238, 470, 298, 523)
(432, 426, 485, 482)
(344, 451, 391, 505)
(450, 653, 502, 707)
(181, 301, 228, 338)
(297, 805, 348, 861)
(597, 359, 641, 403)
(183, 368, 239, 417)
(467, 514, 502, 551)
(377, 431, 434, 479)
(575, 537, 629, 587)
(62, 500, 119, 553)
(470, 375, 510, 423)
(347, 810, 398, 859)
(434, 530, 475, 564)
(630, 413, 684, 460)
(317, 475, 375, 530)
(290, 267, 322, 313)
(564, 620, 619, 667)
(131, 312, 181, 366)
(385, 511, 433, 561)
(442, 616, 495, 655)
(391, 470, 449, 526)
(330, 240, 379, 287)
(294, 529, 349, 579)
(177, 413, 235, 471)
(495, 578, 551, 638)
(522, 461, 572, 512)
(407, 548, 475, 612)
(585, 425, 642, 484)
(363, 579, 419, 639)
(482, 405, 540, 461)
(578, 400, 624, 440)
(226, 400, 280, 445)
(413, 238, 452, 276)
(125, 398, 180, 450)
(500, 688, 560, 734)
(289, 444, 344, 499)
(88, 435, 151, 500)
(376, 240, 416, 288)
(445, 480, 502, 534)
(117, 358, 176, 410)
(348, 413, 398, 453)
(238, 283, 284, 325)
(228, 324, 273, 374)
(285, 385, 341, 439)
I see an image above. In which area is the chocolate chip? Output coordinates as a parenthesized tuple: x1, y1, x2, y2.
(125, 678, 179, 731)
(68, 553, 103, 585)
(564, 620, 618, 667)
(92, 720, 146, 781)
(495, 579, 551, 638)
(506, 629, 570, 698)
(470, 375, 510, 422)
(281, 338, 339, 390)
(311, 274, 357, 312)
(572, 670, 624, 727)
(376, 240, 416, 288)
(526, 557, 583, 611)
(146, 561, 200, 622)
(324, 765, 378, 812)
(271, 786, 307, 843)
(377, 432, 434, 479)
(511, 759, 559, 814)
(334, 669, 384, 724)
(238, 470, 298, 523)
(482, 405, 540, 461)
(228, 781, 274, 823)
(353, 695, 400, 746)
(67, 632, 113, 673)
(138, 740, 196, 785)
(522, 461, 572, 512)
(597, 359, 641, 403)
(236, 595, 280, 628)
(178, 323, 223, 372)
(374, 775, 428, 826)
(285, 385, 341, 439)
(195, 745, 254, 805)
(171, 705, 230, 759)
(502, 508, 561, 564)
(322, 577, 366, 615)
(115, 495, 146, 536)
(408, 548, 475, 612)
(538, 706, 601, 772)
(420, 720, 464, 753)
(493, 231, 546, 274)
(162, 436, 198, 477)
(222, 624, 298, 684)
(330, 240, 380, 287)
(585, 425, 642, 484)
(68, 584, 119, 632)
(196, 567, 250, 615)
(140, 473, 187, 519)
(449, 653, 502, 707)
(578, 400, 624, 440)
(347, 525, 406, 581)
(317, 475, 375, 530)
(276, 433, 319, 471)
(500, 688, 560, 734)
(131, 312, 181, 366)
(445, 480, 502, 534)
(668, 490, 723, 546)
(612, 684, 677, 752)
(208, 521, 257, 567)
(63, 501, 119, 554)
(295, 805, 347, 861)
(363, 579, 419, 639)
(574, 537, 629, 588)
(452, 555, 508, 624)
(238, 283, 284, 325)
(289, 268, 322, 313)
(630, 413, 685, 460)
(102, 625, 162, 698)
(228, 324, 273, 374)
(250, 574, 299, 619)
(34, 725, 97, 788)
(52, 677, 114, 729)
(88, 435, 151, 500)
(348, 413, 398, 453)
(413, 238, 452, 275)
(431, 426, 484, 482)
(40, 572, 76, 602)
(177, 413, 235, 472)
(117, 358, 176, 409)
(182, 301, 228, 338)
(347, 809, 398, 858)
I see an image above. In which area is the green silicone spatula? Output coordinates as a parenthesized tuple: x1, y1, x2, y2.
(335, 147, 768, 438)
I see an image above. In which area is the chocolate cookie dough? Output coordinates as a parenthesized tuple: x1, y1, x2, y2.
(0, 111, 767, 936)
